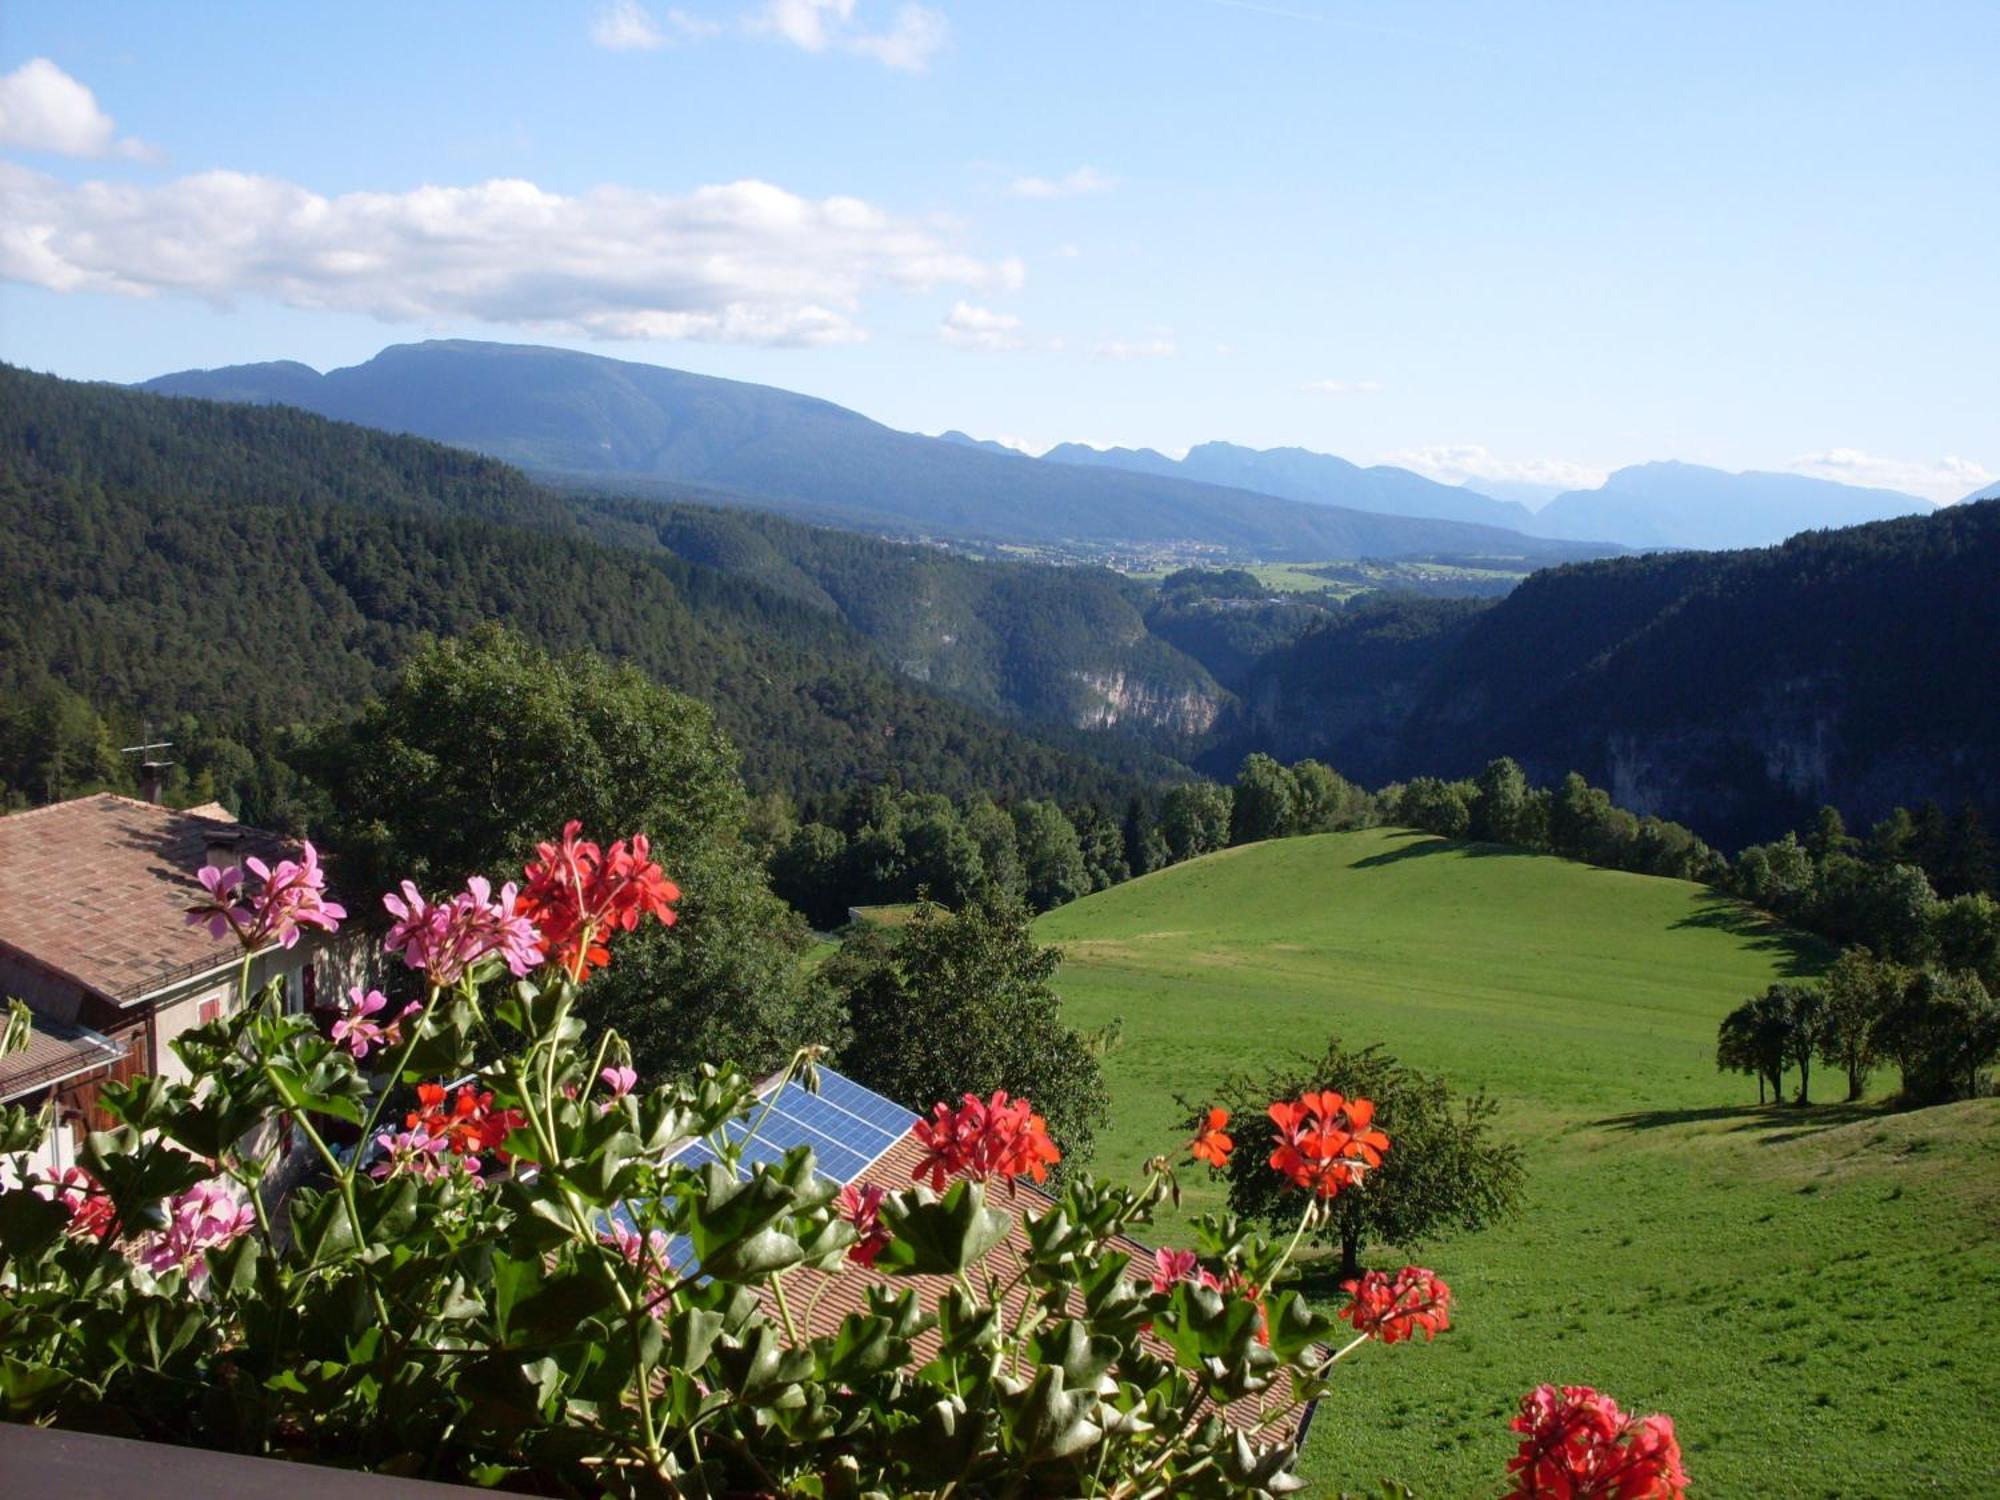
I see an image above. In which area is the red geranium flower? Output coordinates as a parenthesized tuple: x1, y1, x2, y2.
(1504, 1384, 1690, 1499)
(1267, 1090, 1389, 1199)
(910, 1090, 1061, 1196)
(1188, 1106, 1234, 1167)
(517, 822, 680, 983)
(1340, 1265, 1452, 1345)
(407, 1082, 526, 1162)
(836, 1182, 893, 1268)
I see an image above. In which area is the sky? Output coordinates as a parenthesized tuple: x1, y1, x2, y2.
(1, 1, 1995, 503)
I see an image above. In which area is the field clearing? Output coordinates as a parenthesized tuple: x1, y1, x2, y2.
(1035, 829, 2000, 1498)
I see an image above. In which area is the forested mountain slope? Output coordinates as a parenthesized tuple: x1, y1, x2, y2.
(0, 366, 1175, 802)
(140, 340, 1608, 561)
(1227, 503, 2000, 844)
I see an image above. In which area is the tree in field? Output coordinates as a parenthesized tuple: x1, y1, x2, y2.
(900, 804, 986, 907)
(1230, 753, 1298, 844)
(1071, 801, 1131, 892)
(1121, 793, 1165, 877)
(1818, 948, 1902, 1101)
(1471, 757, 1534, 845)
(303, 626, 843, 1082)
(1930, 892, 2000, 991)
(1872, 967, 2000, 1104)
(1717, 990, 1793, 1104)
(1772, 982, 1829, 1104)
(1157, 781, 1231, 863)
(825, 898, 1108, 1170)
(1012, 799, 1089, 911)
(1197, 1037, 1525, 1280)
(1398, 776, 1472, 840)
(1291, 759, 1368, 834)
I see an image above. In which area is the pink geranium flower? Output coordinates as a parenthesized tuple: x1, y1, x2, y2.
(186, 840, 345, 951)
(383, 875, 543, 986)
(331, 985, 421, 1059)
(133, 1180, 256, 1287)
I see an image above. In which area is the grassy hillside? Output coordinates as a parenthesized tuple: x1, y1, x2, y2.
(1037, 829, 2000, 1498)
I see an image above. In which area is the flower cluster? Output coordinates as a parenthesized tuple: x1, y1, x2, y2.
(50, 1167, 116, 1242)
(836, 1182, 893, 1268)
(518, 822, 680, 982)
(1187, 1106, 1234, 1167)
(186, 840, 346, 952)
(1505, 1384, 1690, 1499)
(1267, 1091, 1388, 1199)
(383, 875, 543, 987)
(131, 1180, 256, 1287)
(1340, 1266, 1453, 1345)
(910, 1090, 1062, 1195)
(396, 1082, 526, 1175)
(370, 1128, 480, 1184)
(331, 986, 422, 1060)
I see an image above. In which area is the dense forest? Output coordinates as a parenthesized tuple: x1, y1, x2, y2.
(0, 366, 1177, 813)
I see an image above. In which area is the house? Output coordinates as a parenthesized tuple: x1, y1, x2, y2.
(0, 793, 371, 1174)
(635, 1065, 1319, 1451)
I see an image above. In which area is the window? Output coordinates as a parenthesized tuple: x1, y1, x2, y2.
(198, 996, 223, 1025)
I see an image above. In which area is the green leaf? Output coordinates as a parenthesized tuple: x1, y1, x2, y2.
(877, 1179, 1012, 1276)
(1003, 1362, 1104, 1463)
(0, 1186, 69, 1259)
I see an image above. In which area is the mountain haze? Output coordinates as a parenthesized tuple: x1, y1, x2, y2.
(1043, 439, 1540, 530)
(1532, 461, 1933, 549)
(140, 341, 1610, 563)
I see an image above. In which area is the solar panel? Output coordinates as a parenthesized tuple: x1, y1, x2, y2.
(631, 1067, 921, 1278)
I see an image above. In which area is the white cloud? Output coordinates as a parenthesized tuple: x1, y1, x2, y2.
(0, 58, 154, 159)
(591, 0, 667, 49)
(590, 3, 721, 50)
(1093, 333, 1177, 361)
(1378, 443, 1607, 495)
(751, 1, 947, 71)
(0, 162, 1018, 347)
(939, 300, 1026, 351)
(1007, 166, 1115, 200)
(1783, 448, 1989, 505)
(1301, 377, 1382, 396)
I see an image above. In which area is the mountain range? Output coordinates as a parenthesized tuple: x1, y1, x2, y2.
(7, 362, 1997, 852)
(139, 342, 1608, 565)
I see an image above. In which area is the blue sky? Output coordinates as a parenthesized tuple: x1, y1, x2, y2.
(1, 0, 1994, 500)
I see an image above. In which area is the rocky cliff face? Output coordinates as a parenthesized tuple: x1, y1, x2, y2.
(1070, 671, 1223, 736)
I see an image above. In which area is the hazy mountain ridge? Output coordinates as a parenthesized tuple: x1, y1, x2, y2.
(1532, 460, 1933, 549)
(141, 341, 1603, 564)
(1044, 439, 1541, 530)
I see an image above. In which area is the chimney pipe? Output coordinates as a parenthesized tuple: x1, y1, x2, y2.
(202, 827, 244, 872)
(139, 760, 169, 805)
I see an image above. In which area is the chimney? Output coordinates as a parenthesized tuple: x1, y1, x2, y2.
(202, 826, 245, 872)
(138, 760, 170, 805)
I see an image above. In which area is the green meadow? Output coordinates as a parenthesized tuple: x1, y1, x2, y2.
(1036, 828, 2000, 1499)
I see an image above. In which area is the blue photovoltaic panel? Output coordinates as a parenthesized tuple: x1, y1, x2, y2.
(630, 1067, 920, 1280)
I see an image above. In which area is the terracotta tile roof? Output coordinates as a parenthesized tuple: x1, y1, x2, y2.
(0, 794, 301, 1003)
(0, 1012, 128, 1101)
(758, 1130, 1317, 1449)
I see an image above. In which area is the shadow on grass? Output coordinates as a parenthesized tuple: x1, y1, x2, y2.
(1592, 1100, 1885, 1144)
(1669, 894, 1826, 977)
(1350, 836, 1546, 870)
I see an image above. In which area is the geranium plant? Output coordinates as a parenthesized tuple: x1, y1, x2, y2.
(0, 825, 1685, 1497)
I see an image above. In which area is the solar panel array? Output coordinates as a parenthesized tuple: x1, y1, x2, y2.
(626, 1067, 920, 1273)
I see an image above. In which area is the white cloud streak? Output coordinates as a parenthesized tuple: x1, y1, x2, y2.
(939, 301, 1026, 351)
(0, 163, 1021, 347)
(1783, 448, 1991, 505)
(1301, 377, 1382, 396)
(1007, 166, 1115, 200)
(0, 58, 154, 160)
(1378, 443, 1607, 494)
(751, 1, 947, 71)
